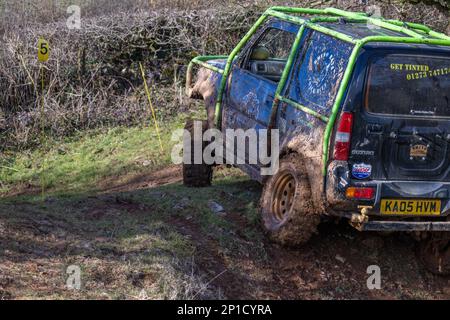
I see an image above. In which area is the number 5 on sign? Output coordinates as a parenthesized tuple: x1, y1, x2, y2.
(38, 38, 49, 62)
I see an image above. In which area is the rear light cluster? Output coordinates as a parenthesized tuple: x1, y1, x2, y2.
(333, 112, 353, 161)
(345, 187, 375, 200)
(333, 112, 374, 200)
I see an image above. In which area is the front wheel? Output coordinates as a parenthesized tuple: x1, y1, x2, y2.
(417, 233, 450, 276)
(182, 119, 212, 188)
(260, 153, 320, 246)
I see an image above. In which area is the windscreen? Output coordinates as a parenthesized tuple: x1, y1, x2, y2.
(365, 55, 450, 117)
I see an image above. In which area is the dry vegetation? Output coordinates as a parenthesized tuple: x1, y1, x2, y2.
(0, 0, 448, 149)
(0, 1, 257, 148)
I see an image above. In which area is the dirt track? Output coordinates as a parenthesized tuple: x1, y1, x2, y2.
(172, 199, 450, 299)
(1, 165, 450, 299)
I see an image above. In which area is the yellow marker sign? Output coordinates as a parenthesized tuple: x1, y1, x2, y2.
(38, 38, 50, 62)
(37, 37, 49, 199)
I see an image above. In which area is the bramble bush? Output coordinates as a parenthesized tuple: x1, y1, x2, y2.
(0, 0, 448, 149)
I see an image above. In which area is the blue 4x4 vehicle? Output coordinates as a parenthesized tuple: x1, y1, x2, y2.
(184, 7, 450, 274)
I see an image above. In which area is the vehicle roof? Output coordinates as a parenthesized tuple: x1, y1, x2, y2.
(265, 7, 450, 49)
(316, 21, 409, 39)
(362, 41, 450, 54)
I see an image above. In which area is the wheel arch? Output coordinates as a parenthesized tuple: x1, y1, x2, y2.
(278, 127, 327, 212)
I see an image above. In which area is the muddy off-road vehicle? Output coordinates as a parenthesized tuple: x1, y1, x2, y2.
(183, 7, 450, 274)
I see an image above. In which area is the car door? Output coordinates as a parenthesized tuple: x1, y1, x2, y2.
(222, 21, 299, 178)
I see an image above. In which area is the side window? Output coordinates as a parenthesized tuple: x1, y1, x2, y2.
(245, 28, 297, 83)
(288, 31, 353, 116)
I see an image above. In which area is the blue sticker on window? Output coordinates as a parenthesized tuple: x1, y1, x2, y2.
(352, 163, 372, 180)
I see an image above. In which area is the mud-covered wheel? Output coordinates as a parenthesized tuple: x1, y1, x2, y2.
(260, 153, 320, 246)
(417, 233, 450, 276)
(183, 119, 212, 188)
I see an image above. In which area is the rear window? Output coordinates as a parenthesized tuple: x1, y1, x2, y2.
(365, 55, 450, 117)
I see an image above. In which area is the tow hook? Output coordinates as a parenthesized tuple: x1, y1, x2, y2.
(359, 206, 373, 216)
(350, 206, 372, 230)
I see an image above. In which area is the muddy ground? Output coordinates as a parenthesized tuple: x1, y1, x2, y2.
(1, 165, 449, 300)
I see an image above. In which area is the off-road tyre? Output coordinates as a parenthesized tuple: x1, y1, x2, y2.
(183, 119, 212, 187)
(260, 153, 320, 246)
(417, 232, 450, 276)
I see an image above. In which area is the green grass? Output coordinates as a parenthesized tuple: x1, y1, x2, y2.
(0, 109, 202, 199)
(0, 153, 265, 299)
(0, 108, 269, 299)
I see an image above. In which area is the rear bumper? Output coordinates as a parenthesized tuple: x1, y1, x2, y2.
(351, 219, 450, 231)
(326, 160, 450, 217)
(355, 180, 450, 217)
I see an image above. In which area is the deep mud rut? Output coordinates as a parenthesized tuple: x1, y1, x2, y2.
(1, 165, 449, 299)
(174, 210, 450, 299)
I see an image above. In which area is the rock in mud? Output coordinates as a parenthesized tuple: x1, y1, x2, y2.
(173, 197, 190, 210)
(335, 254, 346, 264)
(45, 196, 56, 203)
(142, 160, 151, 167)
(208, 200, 226, 216)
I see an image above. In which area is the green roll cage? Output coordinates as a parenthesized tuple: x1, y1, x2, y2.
(185, 7, 450, 175)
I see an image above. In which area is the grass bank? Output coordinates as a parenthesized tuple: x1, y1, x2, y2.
(0, 108, 202, 199)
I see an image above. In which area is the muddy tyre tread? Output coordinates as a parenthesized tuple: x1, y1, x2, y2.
(260, 153, 320, 246)
(417, 232, 450, 276)
(183, 119, 212, 188)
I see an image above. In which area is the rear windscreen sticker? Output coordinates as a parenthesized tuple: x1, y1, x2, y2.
(367, 56, 449, 117)
(390, 63, 429, 71)
(389, 63, 449, 81)
(406, 67, 449, 81)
